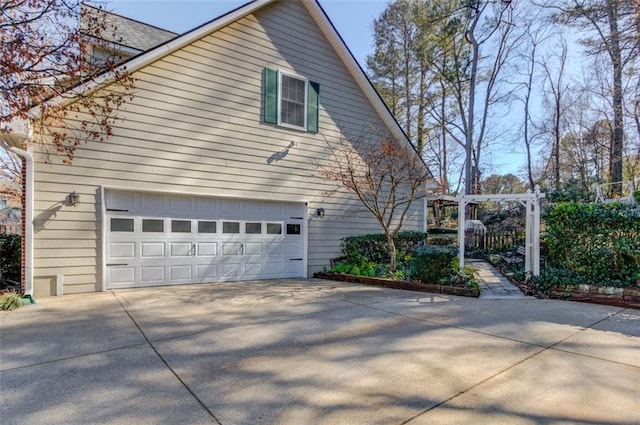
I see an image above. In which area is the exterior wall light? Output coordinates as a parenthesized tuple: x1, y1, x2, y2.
(67, 191, 80, 206)
(316, 208, 325, 218)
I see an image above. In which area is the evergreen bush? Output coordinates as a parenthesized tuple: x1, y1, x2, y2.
(542, 202, 640, 286)
(412, 245, 458, 284)
(341, 231, 428, 264)
(0, 233, 21, 286)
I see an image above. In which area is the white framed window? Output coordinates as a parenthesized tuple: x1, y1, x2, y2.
(263, 68, 319, 133)
(278, 71, 307, 130)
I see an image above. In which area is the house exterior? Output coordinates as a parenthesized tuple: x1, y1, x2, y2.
(2, 0, 428, 296)
(0, 205, 22, 235)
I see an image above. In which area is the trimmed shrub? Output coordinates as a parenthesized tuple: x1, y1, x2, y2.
(543, 202, 640, 286)
(341, 231, 428, 264)
(427, 235, 457, 246)
(412, 245, 457, 284)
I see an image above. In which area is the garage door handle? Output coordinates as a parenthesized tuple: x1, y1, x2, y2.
(191, 243, 196, 256)
(240, 243, 244, 255)
(289, 258, 303, 261)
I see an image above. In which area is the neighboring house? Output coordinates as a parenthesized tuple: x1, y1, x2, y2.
(0, 204, 22, 235)
(1, 0, 429, 296)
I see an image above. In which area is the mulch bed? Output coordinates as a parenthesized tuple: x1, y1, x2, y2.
(313, 272, 480, 298)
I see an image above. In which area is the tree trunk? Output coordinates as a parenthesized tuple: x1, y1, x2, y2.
(607, 0, 624, 193)
(387, 233, 397, 272)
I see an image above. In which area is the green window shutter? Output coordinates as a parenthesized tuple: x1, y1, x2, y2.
(263, 68, 278, 124)
(307, 81, 319, 133)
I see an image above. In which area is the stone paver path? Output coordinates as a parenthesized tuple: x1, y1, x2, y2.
(469, 259, 527, 299)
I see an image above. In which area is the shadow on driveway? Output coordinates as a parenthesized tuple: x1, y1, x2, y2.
(1, 279, 638, 424)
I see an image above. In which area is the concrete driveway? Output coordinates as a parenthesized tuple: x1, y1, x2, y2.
(1, 279, 638, 424)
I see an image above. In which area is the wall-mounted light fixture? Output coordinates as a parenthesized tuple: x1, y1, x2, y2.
(316, 208, 325, 219)
(67, 191, 80, 206)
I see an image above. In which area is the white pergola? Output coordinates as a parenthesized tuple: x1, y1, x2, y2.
(457, 187, 545, 276)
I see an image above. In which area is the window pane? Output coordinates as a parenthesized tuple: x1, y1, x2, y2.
(281, 101, 304, 127)
(198, 221, 216, 233)
(267, 223, 282, 234)
(142, 219, 164, 232)
(171, 220, 191, 233)
(222, 221, 240, 234)
(245, 222, 262, 234)
(280, 75, 305, 127)
(286, 224, 301, 235)
(111, 218, 134, 232)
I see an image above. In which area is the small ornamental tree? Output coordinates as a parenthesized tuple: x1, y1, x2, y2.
(317, 128, 434, 271)
(1, 0, 135, 163)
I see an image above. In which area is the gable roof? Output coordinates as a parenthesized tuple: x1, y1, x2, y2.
(80, 3, 178, 54)
(34, 0, 422, 162)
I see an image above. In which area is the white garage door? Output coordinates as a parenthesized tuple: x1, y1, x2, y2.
(104, 191, 305, 289)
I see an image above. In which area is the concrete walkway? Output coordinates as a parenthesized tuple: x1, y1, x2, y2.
(469, 260, 528, 300)
(1, 279, 638, 425)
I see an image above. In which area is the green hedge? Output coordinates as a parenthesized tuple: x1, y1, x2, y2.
(341, 231, 428, 264)
(412, 246, 458, 284)
(0, 233, 21, 285)
(543, 202, 640, 286)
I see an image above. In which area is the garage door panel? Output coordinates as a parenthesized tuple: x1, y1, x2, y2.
(284, 242, 301, 255)
(141, 266, 164, 282)
(245, 263, 262, 277)
(264, 203, 284, 219)
(221, 263, 240, 279)
(141, 194, 165, 211)
(109, 267, 135, 285)
(286, 261, 303, 274)
(197, 243, 217, 256)
(170, 242, 192, 257)
(197, 264, 218, 280)
(265, 262, 284, 274)
(244, 200, 262, 216)
(109, 242, 135, 259)
(222, 242, 242, 256)
(244, 242, 262, 255)
(107, 192, 135, 211)
(141, 242, 164, 258)
(170, 266, 192, 280)
(265, 242, 283, 255)
(196, 198, 218, 214)
(222, 199, 242, 215)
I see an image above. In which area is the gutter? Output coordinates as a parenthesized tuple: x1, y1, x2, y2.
(1, 135, 34, 297)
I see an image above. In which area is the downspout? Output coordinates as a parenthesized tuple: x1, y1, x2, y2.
(1, 141, 34, 296)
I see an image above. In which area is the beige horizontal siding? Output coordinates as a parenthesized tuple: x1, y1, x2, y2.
(32, 1, 425, 292)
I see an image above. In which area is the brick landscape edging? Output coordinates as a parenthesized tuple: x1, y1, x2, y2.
(547, 285, 640, 309)
(313, 272, 480, 298)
